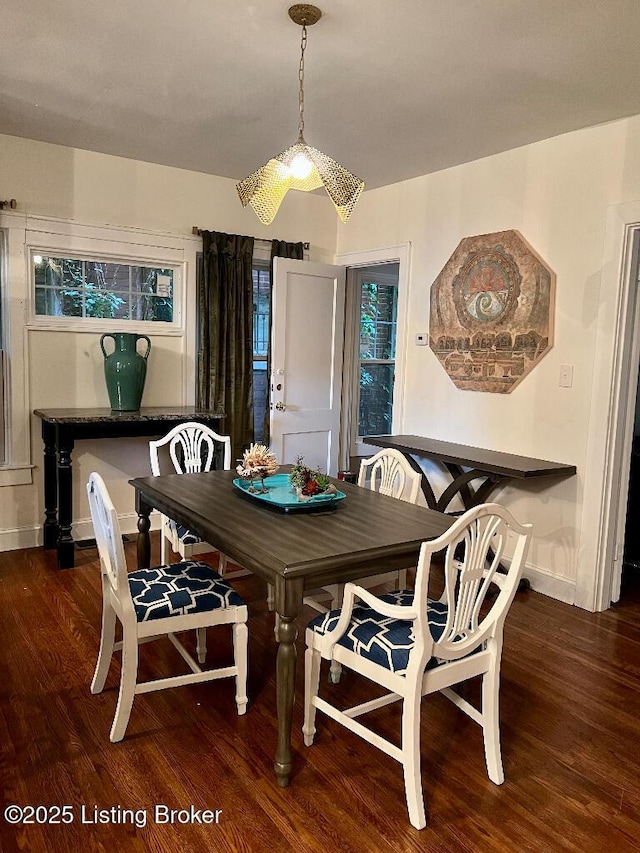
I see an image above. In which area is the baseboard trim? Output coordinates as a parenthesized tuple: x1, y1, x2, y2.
(0, 512, 161, 553)
(523, 563, 576, 605)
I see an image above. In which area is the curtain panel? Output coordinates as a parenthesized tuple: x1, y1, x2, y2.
(197, 231, 255, 462)
(262, 239, 305, 445)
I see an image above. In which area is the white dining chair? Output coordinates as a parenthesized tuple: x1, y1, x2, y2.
(87, 471, 248, 742)
(302, 502, 532, 830)
(149, 421, 248, 579)
(303, 448, 422, 616)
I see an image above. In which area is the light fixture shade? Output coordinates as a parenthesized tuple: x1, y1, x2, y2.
(237, 140, 364, 225)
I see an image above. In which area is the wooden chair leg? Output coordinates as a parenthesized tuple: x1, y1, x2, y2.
(160, 523, 171, 565)
(482, 659, 504, 784)
(233, 622, 248, 716)
(219, 552, 228, 575)
(110, 628, 139, 743)
(402, 689, 426, 830)
(303, 646, 322, 746)
(91, 596, 116, 695)
(196, 627, 207, 664)
(397, 568, 408, 589)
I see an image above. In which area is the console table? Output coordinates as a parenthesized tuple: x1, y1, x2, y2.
(34, 407, 224, 569)
(365, 434, 577, 512)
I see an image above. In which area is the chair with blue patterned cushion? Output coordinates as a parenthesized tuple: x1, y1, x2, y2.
(87, 471, 248, 743)
(149, 421, 248, 580)
(302, 502, 532, 830)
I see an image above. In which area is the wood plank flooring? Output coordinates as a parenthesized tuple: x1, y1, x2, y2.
(1, 539, 639, 852)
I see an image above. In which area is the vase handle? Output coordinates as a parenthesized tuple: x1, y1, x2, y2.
(100, 333, 114, 359)
(137, 335, 152, 360)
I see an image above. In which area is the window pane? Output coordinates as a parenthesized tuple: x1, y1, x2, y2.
(360, 282, 398, 360)
(252, 264, 271, 442)
(33, 255, 174, 322)
(253, 267, 270, 357)
(359, 363, 395, 437)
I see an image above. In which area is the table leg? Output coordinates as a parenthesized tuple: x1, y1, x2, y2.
(56, 430, 75, 569)
(274, 577, 304, 788)
(135, 494, 152, 569)
(42, 421, 59, 550)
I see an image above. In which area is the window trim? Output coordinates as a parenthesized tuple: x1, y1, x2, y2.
(27, 244, 183, 334)
(0, 214, 33, 485)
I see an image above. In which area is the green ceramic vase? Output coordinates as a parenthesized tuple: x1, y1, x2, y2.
(100, 333, 151, 411)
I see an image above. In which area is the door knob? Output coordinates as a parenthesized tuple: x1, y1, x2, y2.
(275, 401, 286, 411)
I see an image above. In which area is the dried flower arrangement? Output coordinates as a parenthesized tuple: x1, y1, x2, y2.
(236, 443, 279, 493)
(289, 456, 337, 498)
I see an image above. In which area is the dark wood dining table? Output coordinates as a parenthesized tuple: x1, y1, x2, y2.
(129, 467, 454, 788)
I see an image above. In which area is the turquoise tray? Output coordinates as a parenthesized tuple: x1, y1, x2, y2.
(232, 473, 346, 512)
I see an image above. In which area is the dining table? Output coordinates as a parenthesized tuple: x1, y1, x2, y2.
(129, 467, 454, 788)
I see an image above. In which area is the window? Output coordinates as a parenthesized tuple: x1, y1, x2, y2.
(34, 255, 174, 322)
(354, 264, 399, 440)
(253, 262, 271, 443)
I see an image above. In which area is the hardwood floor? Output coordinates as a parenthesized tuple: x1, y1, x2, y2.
(1, 539, 640, 852)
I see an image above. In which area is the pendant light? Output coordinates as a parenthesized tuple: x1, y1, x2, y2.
(236, 4, 364, 224)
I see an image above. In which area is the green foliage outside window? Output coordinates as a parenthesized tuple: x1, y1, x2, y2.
(358, 280, 397, 436)
(34, 256, 174, 322)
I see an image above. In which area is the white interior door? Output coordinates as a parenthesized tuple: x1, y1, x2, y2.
(270, 258, 346, 475)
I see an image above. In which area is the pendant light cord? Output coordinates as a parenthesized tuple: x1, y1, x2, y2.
(297, 23, 307, 142)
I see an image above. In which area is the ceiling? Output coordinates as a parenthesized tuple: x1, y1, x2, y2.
(4, 1, 640, 191)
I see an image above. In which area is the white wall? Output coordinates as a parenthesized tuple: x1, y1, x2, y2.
(337, 115, 640, 609)
(0, 133, 338, 549)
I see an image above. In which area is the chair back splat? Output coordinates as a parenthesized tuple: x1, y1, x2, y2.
(358, 447, 421, 505)
(303, 502, 532, 830)
(149, 421, 231, 477)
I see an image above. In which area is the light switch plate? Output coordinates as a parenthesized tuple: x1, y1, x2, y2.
(559, 365, 574, 387)
(415, 333, 428, 346)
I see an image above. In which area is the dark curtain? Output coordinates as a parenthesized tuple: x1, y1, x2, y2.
(262, 239, 305, 444)
(197, 231, 255, 463)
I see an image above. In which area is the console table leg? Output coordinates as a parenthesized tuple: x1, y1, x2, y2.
(135, 495, 152, 569)
(42, 421, 59, 550)
(56, 435, 75, 569)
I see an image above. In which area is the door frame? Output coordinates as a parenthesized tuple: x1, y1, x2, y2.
(581, 202, 640, 610)
(334, 243, 411, 469)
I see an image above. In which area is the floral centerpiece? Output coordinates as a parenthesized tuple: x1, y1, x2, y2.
(236, 443, 279, 493)
(289, 456, 337, 500)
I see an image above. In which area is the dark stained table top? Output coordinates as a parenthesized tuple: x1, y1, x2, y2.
(34, 406, 224, 425)
(365, 434, 577, 480)
(130, 468, 454, 587)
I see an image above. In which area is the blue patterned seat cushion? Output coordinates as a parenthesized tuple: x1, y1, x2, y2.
(168, 519, 202, 546)
(308, 590, 453, 675)
(128, 560, 244, 622)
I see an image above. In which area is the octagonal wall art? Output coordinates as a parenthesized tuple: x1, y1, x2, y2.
(429, 230, 555, 393)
